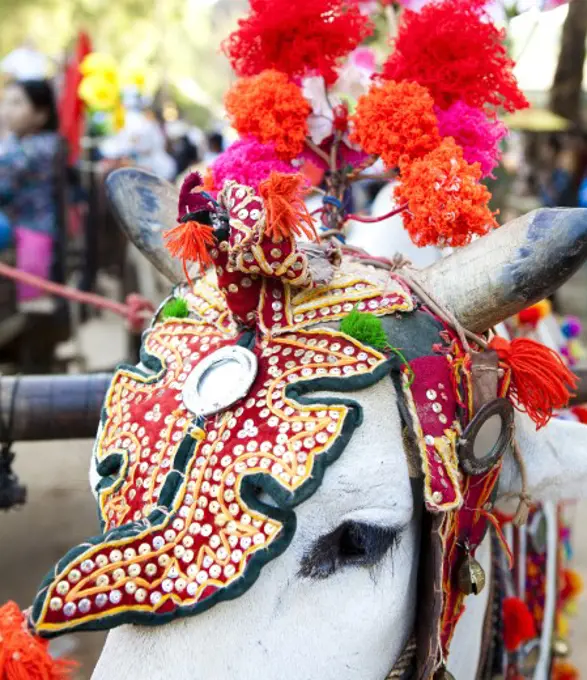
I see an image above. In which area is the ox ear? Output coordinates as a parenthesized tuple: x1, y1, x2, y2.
(498, 413, 587, 504)
(105, 167, 184, 284)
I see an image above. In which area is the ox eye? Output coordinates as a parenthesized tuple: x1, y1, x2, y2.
(299, 522, 400, 579)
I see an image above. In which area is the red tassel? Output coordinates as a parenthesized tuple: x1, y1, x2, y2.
(259, 172, 317, 243)
(164, 220, 217, 284)
(489, 336, 577, 428)
(502, 596, 537, 652)
(0, 601, 76, 679)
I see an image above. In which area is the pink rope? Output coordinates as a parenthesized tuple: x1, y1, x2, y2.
(347, 204, 407, 224)
(0, 262, 155, 333)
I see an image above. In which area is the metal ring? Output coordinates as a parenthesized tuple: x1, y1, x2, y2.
(458, 398, 514, 476)
(182, 345, 258, 418)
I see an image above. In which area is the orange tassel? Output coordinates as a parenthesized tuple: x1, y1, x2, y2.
(164, 220, 216, 284)
(489, 336, 577, 429)
(0, 601, 76, 679)
(259, 172, 317, 243)
(502, 596, 537, 652)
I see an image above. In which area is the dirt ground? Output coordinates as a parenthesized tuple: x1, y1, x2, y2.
(1, 271, 587, 678)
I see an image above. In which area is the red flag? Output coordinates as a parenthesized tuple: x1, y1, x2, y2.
(58, 31, 92, 165)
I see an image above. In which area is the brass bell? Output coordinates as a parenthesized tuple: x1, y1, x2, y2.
(457, 554, 486, 595)
(435, 668, 456, 680)
(552, 637, 571, 658)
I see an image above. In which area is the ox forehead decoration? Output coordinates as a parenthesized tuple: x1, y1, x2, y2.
(30, 178, 417, 635)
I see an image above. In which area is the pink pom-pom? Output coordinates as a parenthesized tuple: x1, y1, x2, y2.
(435, 101, 508, 178)
(210, 138, 297, 192)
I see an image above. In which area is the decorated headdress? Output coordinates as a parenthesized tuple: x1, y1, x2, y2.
(0, 1, 580, 679)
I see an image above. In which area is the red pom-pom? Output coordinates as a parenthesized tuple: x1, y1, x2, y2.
(490, 336, 578, 428)
(223, 0, 372, 85)
(382, 0, 529, 113)
(503, 597, 537, 652)
(572, 405, 587, 424)
(0, 601, 76, 679)
(518, 306, 542, 328)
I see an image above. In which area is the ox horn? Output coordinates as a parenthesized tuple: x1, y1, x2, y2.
(418, 209, 587, 333)
(106, 168, 184, 284)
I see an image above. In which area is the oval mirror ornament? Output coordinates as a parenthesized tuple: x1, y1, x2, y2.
(182, 346, 258, 417)
(458, 398, 514, 476)
(528, 509, 548, 555)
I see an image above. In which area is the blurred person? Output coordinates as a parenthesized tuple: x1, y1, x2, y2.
(538, 134, 578, 208)
(0, 79, 60, 301)
(166, 119, 200, 178)
(203, 131, 224, 165)
(100, 109, 177, 181)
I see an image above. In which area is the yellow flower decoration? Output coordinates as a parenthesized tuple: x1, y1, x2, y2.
(78, 74, 119, 112)
(80, 53, 119, 86)
(123, 66, 149, 93)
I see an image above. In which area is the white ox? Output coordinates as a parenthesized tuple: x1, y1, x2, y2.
(92, 173, 587, 680)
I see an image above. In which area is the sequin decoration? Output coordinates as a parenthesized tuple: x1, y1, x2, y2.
(31, 303, 389, 635)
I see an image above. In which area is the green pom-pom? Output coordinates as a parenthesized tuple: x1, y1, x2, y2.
(340, 308, 388, 350)
(162, 297, 190, 320)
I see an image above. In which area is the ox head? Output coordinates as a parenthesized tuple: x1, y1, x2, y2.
(27, 170, 587, 680)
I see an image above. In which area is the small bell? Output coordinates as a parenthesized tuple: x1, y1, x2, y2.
(457, 552, 486, 595)
(434, 668, 456, 680)
(552, 637, 571, 658)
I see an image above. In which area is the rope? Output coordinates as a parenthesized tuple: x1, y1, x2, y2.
(386, 635, 417, 679)
(0, 261, 154, 333)
(399, 268, 489, 352)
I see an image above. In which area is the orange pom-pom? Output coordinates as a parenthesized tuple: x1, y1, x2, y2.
(395, 138, 497, 248)
(225, 70, 311, 160)
(552, 660, 579, 680)
(164, 220, 216, 284)
(0, 601, 76, 679)
(502, 597, 537, 652)
(560, 568, 583, 604)
(259, 172, 317, 243)
(350, 80, 441, 169)
(490, 336, 578, 428)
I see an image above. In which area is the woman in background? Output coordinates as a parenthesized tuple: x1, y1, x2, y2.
(0, 78, 59, 302)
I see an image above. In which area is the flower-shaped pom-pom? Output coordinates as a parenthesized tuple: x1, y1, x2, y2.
(211, 138, 297, 192)
(395, 138, 498, 248)
(382, 0, 529, 113)
(225, 71, 312, 160)
(436, 102, 508, 179)
(222, 0, 373, 85)
(350, 81, 441, 169)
